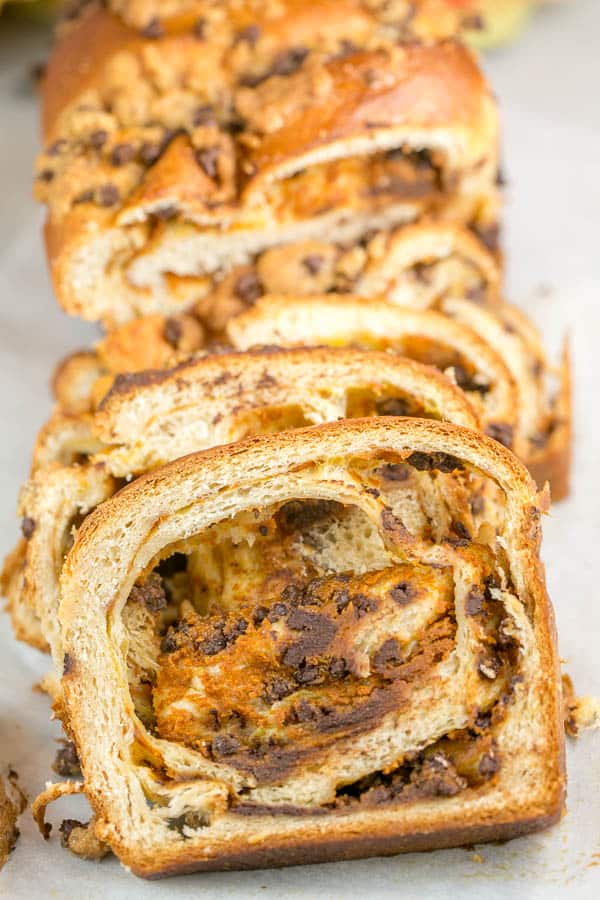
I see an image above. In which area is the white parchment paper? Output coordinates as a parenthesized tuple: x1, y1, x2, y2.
(0, 2, 599, 897)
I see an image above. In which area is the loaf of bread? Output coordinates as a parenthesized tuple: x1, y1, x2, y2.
(33, 418, 564, 875)
(35, 0, 499, 326)
(228, 294, 571, 499)
(2, 346, 481, 657)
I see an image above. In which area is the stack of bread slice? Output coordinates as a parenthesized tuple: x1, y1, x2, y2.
(2, 0, 586, 879)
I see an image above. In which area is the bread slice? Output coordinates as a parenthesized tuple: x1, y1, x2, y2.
(43, 417, 564, 876)
(228, 294, 571, 498)
(37, 2, 499, 325)
(2, 346, 480, 657)
(195, 222, 501, 334)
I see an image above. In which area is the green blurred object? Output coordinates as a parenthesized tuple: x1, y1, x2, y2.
(0, 0, 60, 23)
(465, 0, 538, 49)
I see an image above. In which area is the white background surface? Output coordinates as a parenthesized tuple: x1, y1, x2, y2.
(0, 2, 599, 897)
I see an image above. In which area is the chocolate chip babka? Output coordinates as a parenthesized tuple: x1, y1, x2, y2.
(2, 347, 481, 657)
(32, 418, 565, 876)
(36, 0, 499, 325)
(228, 294, 571, 499)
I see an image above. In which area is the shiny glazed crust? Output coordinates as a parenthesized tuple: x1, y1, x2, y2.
(37, 1, 499, 325)
(55, 418, 564, 877)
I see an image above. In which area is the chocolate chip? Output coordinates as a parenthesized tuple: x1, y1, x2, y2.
(352, 593, 378, 618)
(139, 141, 162, 165)
(328, 657, 348, 678)
(529, 431, 549, 450)
(110, 142, 135, 166)
(470, 494, 486, 516)
(286, 608, 322, 631)
(267, 602, 289, 623)
(365, 487, 380, 498)
(465, 586, 484, 616)
(453, 365, 491, 395)
(287, 699, 319, 724)
(270, 46, 309, 78)
(236, 25, 261, 45)
(141, 17, 164, 39)
(334, 589, 351, 614)
(293, 663, 320, 685)
(89, 129, 108, 150)
(377, 463, 410, 482)
(211, 734, 240, 757)
(195, 146, 220, 179)
(234, 270, 264, 304)
(407, 452, 464, 473)
(193, 104, 217, 127)
(59, 819, 86, 848)
(264, 677, 294, 703)
(338, 38, 358, 56)
(466, 285, 486, 303)
(52, 741, 80, 777)
(73, 188, 94, 205)
(98, 183, 120, 207)
(160, 631, 178, 653)
(63, 653, 74, 676)
(129, 573, 167, 612)
(375, 397, 410, 417)
(226, 618, 248, 642)
(252, 606, 268, 626)
(193, 17, 206, 40)
(21, 516, 36, 539)
(163, 317, 183, 348)
(38, 169, 54, 182)
(478, 751, 500, 777)
(280, 583, 305, 605)
(485, 422, 514, 449)
(451, 520, 471, 542)
(390, 582, 416, 605)
(47, 139, 67, 157)
(199, 625, 228, 656)
(472, 222, 500, 253)
(302, 254, 323, 275)
(372, 638, 403, 672)
(153, 205, 178, 221)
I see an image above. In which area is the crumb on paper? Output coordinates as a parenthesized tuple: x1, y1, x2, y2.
(562, 674, 600, 737)
(0, 769, 27, 870)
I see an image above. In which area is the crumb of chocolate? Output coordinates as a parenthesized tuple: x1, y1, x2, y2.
(163, 317, 183, 347)
(89, 129, 108, 150)
(110, 143, 135, 166)
(234, 271, 264, 304)
(195, 146, 220, 179)
(128, 573, 167, 612)
(485, 422, 514, 449)
(52, 741, 81, 778)
(97, 184, 120, 207)
(21, 517, 36, 540)
(141, 17, 164, 39)
(302, 254, 323, 275)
